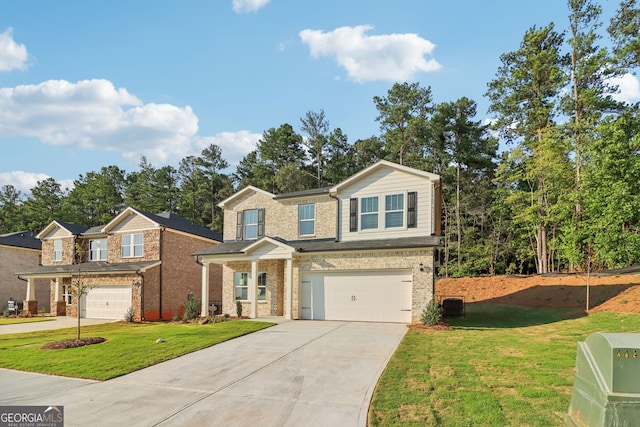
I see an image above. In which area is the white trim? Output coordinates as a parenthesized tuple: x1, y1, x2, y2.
(102, 207, 160, 234)
(36, 221, 75, 240)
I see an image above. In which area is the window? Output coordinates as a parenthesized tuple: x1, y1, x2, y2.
(236, 208, 265, 240)
(385, 194, 404, 228)
(62, 285, 72, 304)
(258, 272, 267, 301)
(299, 204, 315, 236)
(121, 233, 143, 258)
(53, 240, 62, 262)
(235, 272, 248, 300)
(360, 196, 379, 230)
(234, 272, 267, 301)
(89, 238, 108, 261)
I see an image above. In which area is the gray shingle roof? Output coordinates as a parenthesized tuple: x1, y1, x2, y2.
(16, 261, 160, 277)
(194, 236, 440, 256)
(0, 231, 41, 250)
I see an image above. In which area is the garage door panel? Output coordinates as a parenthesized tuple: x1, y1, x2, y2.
(301, 271, 412, 323)
(83, 285, 132, 319)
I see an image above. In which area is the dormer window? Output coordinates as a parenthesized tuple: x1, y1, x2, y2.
(89, 238, 108, 261)
(121, 233, 143, 258)
(53, 240, 62, 262)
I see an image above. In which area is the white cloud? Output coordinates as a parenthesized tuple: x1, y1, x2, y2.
(0, 171, 52, 194)
(0, 27, 29, 71)
(610, 73, 640, 104)
(0, 79, 202, 164)
(232, 0, 270, 13)
(299, 25, 441, 83)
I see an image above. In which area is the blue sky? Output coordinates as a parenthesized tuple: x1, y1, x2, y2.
(0, 0, 637, 194)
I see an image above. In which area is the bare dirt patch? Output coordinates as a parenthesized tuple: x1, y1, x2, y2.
(436, 273, 640, 314)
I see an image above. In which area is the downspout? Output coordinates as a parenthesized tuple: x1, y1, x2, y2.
(159, 227, 165, 319)
(136, 271, 145, 321)
(329, 192, 340, 242)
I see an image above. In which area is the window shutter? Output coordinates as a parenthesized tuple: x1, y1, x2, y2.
(349, 198, 358, 232)
(236, 211, 243, 240)
(257, 208, 265, 238)
(407, 191, 417, 228)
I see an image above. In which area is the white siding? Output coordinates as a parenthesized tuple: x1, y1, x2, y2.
(337, 167, 435, 241)
(110, 213, 157, 233)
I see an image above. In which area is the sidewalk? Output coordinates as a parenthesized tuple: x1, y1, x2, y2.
(0, 316, 115, 335)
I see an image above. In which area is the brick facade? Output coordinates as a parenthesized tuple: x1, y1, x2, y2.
(0, 245, 49, 313)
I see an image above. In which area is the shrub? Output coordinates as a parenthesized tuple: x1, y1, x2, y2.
(183, 297, 201, 321)
(124, 307, 134, 323)
(236, 301, 243, 317)
(420, 299, 442, 326)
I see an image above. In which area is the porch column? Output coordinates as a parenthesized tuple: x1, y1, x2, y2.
(249, 260, 258, 318)
(200, 262, 210, 318)
(285, 258, 293, 320)
(24, 278, 37, 314)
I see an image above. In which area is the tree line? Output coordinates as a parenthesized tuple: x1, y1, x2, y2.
(1, 0, 638, 277)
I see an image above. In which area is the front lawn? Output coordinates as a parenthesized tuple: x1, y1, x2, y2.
(0, 320, 273, 380)
(0, 317, 55, 325)
(369, 304, 640, 426)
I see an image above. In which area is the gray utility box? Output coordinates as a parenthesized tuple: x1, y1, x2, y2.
(566, 332, 640, 426)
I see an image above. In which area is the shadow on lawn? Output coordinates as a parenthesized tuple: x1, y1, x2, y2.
(446, 302, 586, 329)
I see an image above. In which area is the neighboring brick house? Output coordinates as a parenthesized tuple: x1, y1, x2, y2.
(195, 160, 441, 323)
(16, 208, 223, 321)
(0, 231, 49, 314)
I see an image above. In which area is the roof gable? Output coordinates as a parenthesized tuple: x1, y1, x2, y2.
(36, 221, 88, 240)
(330, 160, 440, 193)
(218, 185, 275, 209)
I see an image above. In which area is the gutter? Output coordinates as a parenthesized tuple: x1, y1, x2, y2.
(329, 192, 340, 242)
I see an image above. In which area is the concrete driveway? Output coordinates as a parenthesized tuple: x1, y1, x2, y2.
(0, 320, 407, 427)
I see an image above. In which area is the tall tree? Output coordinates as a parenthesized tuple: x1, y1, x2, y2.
(0, 185, 23, 233)
(300, 110, 330, 187)
(487, 23, 568, 274)
(176, 155, 207, 224)
(431, 98, 498, 275)
(374, 82, 433, 166)
(608, 0, 640, 69)
(22, 178, 66, 232)
(65, 166, 126, 226)
(196, 143, 231, 230)
(125, 157, 178, 214)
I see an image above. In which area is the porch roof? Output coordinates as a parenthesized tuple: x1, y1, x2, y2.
(194, 235, 440, 257)
(15, 261, 160, 278)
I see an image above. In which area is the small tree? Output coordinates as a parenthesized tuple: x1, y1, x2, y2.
(71, 244, 95, 339)
(420, 299, 443, 326)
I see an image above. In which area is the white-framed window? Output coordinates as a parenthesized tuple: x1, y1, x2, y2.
(53, 239, 62, 262)
(385, 194, 404, 228)
(244, 210, 258, 240)
(235, 272, 248, 300)
(234, 271, 267, 301)
(89, 238, 108, 261)
(62, 285, 72, 304)
(121, 233, 143, 258)
(360, 196, 379, 230)
(299, 204, 315, 236)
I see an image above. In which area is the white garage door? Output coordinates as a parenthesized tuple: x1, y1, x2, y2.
(301, 270, 412, 323)
(82, 285, 132, 319)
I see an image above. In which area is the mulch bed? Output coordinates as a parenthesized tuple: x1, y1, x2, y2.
(41, 337, 106, 350)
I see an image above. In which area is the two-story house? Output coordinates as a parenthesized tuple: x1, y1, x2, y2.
(195, 160, 441, 323)
(16, 208, 223, 321)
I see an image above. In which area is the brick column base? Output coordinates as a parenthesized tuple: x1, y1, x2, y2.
(24, 300, 38, 315)
(52, 301, 67, 316)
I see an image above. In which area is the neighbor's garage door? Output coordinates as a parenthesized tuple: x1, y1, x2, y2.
(82, 285, 132, 319)
(301, 271, 412, 323)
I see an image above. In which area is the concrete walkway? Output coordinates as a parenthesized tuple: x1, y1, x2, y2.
(0, 316, 115, 335)
(0, 320, 407, 427)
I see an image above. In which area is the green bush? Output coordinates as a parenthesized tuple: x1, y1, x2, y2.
(183, 298, 201, 321)
(236, 301, 243, 317)
(420, 299, 442, 326)
(124, 307, 133, 323)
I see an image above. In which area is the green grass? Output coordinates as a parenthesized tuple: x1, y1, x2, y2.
(0, 320, 273, 380)
(0, 317, 55, 325)
(369, 304, 640, 427)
